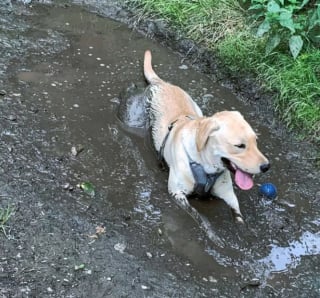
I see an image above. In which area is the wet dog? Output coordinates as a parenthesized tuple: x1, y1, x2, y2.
(144, 50, 269, 234)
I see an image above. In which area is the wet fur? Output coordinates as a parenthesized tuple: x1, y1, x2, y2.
(144, 50, 269, 239)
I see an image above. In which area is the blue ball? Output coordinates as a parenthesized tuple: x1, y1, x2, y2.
(259, 183, 277, 199)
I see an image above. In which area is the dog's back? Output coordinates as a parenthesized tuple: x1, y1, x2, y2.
(143, 50, 203, 151)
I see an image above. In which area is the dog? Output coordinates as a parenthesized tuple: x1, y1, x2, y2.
(143, 50, 270, 236)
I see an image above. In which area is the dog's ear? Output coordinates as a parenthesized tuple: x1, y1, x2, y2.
(196, 118, 219, 152)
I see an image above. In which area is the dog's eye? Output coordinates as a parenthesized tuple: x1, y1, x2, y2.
(235, 144, 246, 149)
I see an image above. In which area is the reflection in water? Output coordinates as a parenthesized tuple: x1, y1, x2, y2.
(259, 231, 320, 274)
(134, 186, 161, 224)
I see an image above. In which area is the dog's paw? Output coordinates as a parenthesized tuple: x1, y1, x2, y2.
(234, 215, 244, 224)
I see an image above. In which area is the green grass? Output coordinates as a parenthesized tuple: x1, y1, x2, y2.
(128, 0, 245, 44)
(0, 205, 14, 236)
(218, 35, 320, 141)
(126, 0, 320, 144)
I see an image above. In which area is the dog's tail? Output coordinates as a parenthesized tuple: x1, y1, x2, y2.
(144, 50, 161, 84)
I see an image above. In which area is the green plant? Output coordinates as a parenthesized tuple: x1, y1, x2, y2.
(245, 0, 320, 58)
(0, 205, 14, 236)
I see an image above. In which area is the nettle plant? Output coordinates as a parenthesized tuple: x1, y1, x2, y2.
(246, 0, 320, 58)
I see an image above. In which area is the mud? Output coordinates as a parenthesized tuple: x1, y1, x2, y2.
(0, 1, 319, 298)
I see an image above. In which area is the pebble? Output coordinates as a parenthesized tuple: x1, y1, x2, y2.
(114, 243, 126, 253)
(146, 252, 152, 259)
(315, 191, 320, 203)
(209, 276, 217, 283)
(47, 287, 53, 293)
(62, 183, 73, 191)
(5, 115, 17, 121)
(0, 90, 6, 96)
(179, 64, 188, 70)
(63, 183, 70, 190)
(71, 145, 83, 156)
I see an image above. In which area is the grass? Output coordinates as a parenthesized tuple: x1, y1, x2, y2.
(126, 0, 320, 145)
(0, 205, 14, 237)
(218, 35, 320, 141)
(129, 0, 245, 44)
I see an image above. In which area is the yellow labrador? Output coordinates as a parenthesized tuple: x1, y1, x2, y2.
(144, 50, 269, 230)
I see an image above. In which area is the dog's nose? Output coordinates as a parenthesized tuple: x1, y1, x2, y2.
(260, 163, 270, 173)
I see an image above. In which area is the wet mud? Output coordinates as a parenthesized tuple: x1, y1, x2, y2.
(0, 1, 319, 297)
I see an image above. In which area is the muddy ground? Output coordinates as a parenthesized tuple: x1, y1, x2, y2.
(0, 1, 319, 297)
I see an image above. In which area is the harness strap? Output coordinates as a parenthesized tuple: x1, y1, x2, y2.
(189, 161, 223, 196)
(158, 115, 195, 162)
(158, 119, 179, 162)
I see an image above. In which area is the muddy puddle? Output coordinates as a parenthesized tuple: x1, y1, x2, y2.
(0, 2, 319, 297)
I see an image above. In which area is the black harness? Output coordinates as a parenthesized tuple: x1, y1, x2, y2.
(158, 116, 224, 197)
(189, 160, 223, 197)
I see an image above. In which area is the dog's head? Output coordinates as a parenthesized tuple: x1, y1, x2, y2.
(196, 111, 270, 190)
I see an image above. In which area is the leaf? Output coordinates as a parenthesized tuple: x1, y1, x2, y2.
(289, 35, 303, 59)
(266, 34, 281, 54)
(267, 1, 280, 13)
(279, 11, 295, 33)
(80, 182, 95, 197)
(300, 0, 310, 9)
(308, 6, 320, 30)
(248, 4, 264, 11)
(74, 264, 85, 271)
(257, 19, 271, 37)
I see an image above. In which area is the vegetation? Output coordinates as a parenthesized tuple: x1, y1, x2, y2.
(246, 0, 320, 58)
(127, 0, 320, 144)
(0, 205, 14, 236)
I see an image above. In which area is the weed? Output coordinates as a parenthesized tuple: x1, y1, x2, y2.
(127, 0, 245, 44)
(0, 205, 14, 237)
(244, 0, 320, 58)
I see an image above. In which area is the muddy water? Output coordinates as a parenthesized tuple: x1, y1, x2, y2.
(1, 2, 320, 297)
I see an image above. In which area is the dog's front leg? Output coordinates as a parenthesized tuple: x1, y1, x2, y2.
(168, 172, 224, 246)
(173, 192, 224, 247)
(212, 171, 244, 223)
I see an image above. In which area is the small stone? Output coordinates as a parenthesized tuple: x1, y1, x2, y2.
(63, 183, 70, 190)
(209, 276, 217, 283)
(114, 243, 126, 253)
(141, 285, 149, 290)
(158, 228, 162, 236)
(71, 145, 83, 156)
(71, 147, 78, 156)
(179, 64, 188, 70)
(315, 191, 320, 203)
(5, 115, 17, 121)
(0, 90, 6, 96)
(47, 287, 53, 293)
(146, 252, 152, 259)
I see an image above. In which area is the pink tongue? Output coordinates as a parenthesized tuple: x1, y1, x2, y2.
(235, 169, 254, 190)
